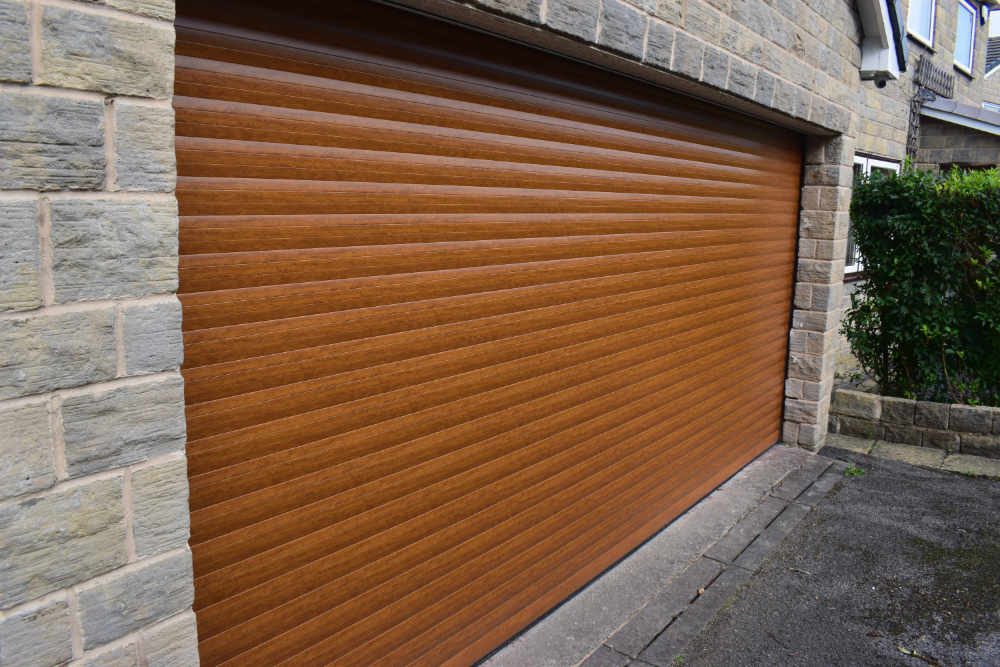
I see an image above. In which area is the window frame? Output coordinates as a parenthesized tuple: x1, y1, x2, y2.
(954, 0, 977, 75)
(907, 0, 937, 48)
(847, 156, 901, 276)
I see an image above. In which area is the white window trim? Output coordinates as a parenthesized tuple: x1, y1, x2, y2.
(907, 0, 937, 48)
(954, 0, 977, 75)
(847, 156, 901, 275)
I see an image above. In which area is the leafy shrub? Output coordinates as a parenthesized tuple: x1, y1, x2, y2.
(844, 165, 1000, 406)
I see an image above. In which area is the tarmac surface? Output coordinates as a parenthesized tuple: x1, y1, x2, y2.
(678, 446, 1000, 667)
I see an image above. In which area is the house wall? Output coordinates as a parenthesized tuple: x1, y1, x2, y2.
(0, 1, 199, 665)
(916, 115, 1000, 166)
(861, 0, 1000, 162)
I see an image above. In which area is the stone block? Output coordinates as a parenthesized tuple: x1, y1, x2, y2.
(91, 0, 175, 20)
(0, 308, 116, 400)
(755, 70, 776, 106)
(656, 0, 683, 25)
(831, 389, 880, 420)
(132, 457, 191, 558)
(0, 0, 30, 82)
(701, 46, 729, 88)
(959, 433, 1000, 459)
(672, 31, 704, 79)
(727, 58, 756, 98)
(0, 477, 126, 609)
(61, 375, 187, 477)
(0, 90, 105, 190)
(546, 0, 599, 41)
(0, 200, 41, 312)
(0, 398, 56, 500)
(872, 441, 945, 468)
(114, 101, 176, 192)
(141, 611, 199, 667)
(50, 199, 178, 302)
(76, 642, 139, 667)
(915, 400, 949, 429)
(923, 429, 960, 453)
(837, 415, 883, 439)
(39, 5, 174, 98)
(796, 259, 840, 284)
(78, 549, 194, 649)
(784, 398, 818, 424)
(644, 19, 674, 70)
(950, 405, 994, 434)
(123, 298, 183, 375)
(598, 0, 645, 59)
(0, 596, 73, 667)
(883, 423, 923, 446)
(940, 454, 1000, 479)
(881, 396, 915, 425)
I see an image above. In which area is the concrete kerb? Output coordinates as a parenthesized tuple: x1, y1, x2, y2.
(825, 433, 1000, 480)
(481, 445, 846, 667)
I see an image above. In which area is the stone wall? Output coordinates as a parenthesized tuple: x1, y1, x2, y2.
(916, 115, 1000, 167)
(0, 1, 197, 666)
(830, 388, 1000, 457)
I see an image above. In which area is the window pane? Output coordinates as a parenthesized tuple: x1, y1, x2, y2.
(908, 0, 935, 41)
(955, 3, 975, 70)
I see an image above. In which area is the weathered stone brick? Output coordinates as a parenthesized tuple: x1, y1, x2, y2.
(644, 19, 674, 70)
(0, 308, 116, 400)
(950, 405, 994, 434)
(114, 102, 176, 192)
(38, 5, 174, 98)
(132, 457, 190, 559)
(656, 0, 683, 25)
(787, 351, 824, 382)
(0, 398, 56, 500)
(141, 611, 199, 667)
(959, 433, 1000, 458)
(784, 398, 818, 424)
(61, 375, 187, 477)
(672, 32, 704, 79)
(76, 641, 139, 667)
(915, 400, 949, 429)
(123, 298, 183, 375)
(598, 0, 645, 58)
(0, 596, 73, 667)
(727, 58, 756, 98)
(883, 423, 923, 446)
(796, 259, 842, 284)
(924, 429, 960, 453)
(86, 0, 175, 21)
(50, 199, 178, 302)
(785, 378, 803, 399)
(881, 396, 915, 425)
(772, 78, 797, 115)
(0, 0, 30, 82)
(0, 91, 105, 190)
(0, 200, 41, 312)
(686, 0, 721, 42)
(837, 415, 883, 439)
(797, 422, 824, 448)
(754, 69, 776, 106)
(831, 388, 881, 420)
(701, 46, 729, 88)
(782, 419, 799, 444)
(78, 549, 194, 649)
(546, 0, 599, 40)
(0, 477, 126, 609)
(791, 308, 839, 333)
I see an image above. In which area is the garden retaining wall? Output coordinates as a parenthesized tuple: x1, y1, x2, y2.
(829, 388, 1000, 458)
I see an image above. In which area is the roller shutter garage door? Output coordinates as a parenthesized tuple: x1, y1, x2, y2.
(174, 1, 802, 664)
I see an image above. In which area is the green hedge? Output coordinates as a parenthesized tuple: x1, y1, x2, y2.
(844, 165, 1000, 406)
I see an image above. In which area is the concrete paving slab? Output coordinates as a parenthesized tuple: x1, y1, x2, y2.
(940, 453, 1000, 479)
(704, 496, 787, 564)
(481, 446, 828, 667)
(604, 557, 722, 658)
(794, 463, 848, 507)
(771, 457, 833, 500)
(825, 433, 875, 454)
(732, 502, 812, 571)
(578, 645, 630, 667)
(872, 440, 947, 468)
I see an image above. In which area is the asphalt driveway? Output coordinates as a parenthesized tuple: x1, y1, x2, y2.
(678, 447, 1000, 667)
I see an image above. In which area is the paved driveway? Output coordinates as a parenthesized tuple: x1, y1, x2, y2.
(679, 446, 1000, 667)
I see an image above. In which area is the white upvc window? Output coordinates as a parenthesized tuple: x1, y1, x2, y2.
(847, 156, 901, 275)
(984, 101, 1000, 112)
(907, 0, 937, 48)
(954, 0, 977, 74)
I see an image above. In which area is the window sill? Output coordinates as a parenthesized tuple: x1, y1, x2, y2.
(907, 30, 935, 51)
(954, 63, 974, 79)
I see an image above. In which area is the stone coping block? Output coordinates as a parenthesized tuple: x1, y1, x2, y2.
(829, 388, 1000, 458)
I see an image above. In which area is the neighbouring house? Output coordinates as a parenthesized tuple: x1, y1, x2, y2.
(1, 1, 998, 665)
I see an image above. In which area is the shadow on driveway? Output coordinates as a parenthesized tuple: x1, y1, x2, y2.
(680, 448, 1000, 667)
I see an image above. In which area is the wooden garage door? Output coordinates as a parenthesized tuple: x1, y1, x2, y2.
(174, 1, 802, 664)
